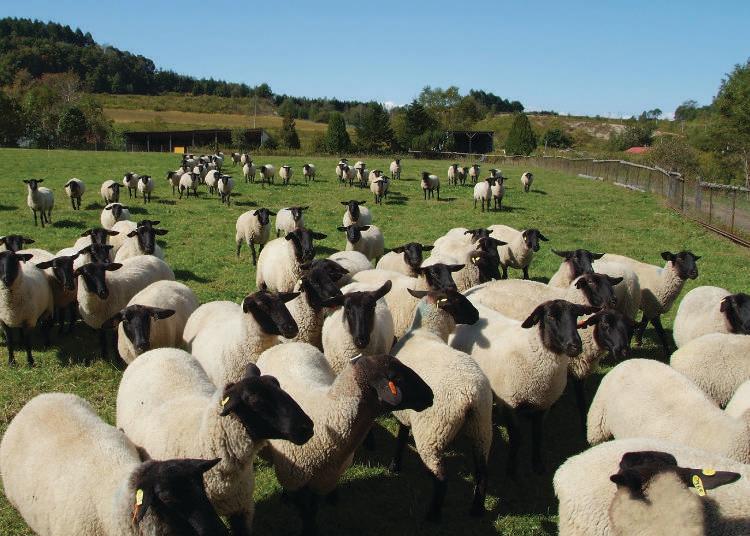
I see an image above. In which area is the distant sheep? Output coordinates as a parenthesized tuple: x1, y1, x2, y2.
(548, 249, 604, 288)
(341, 200, 372, 228)
(421, 172, 440, 200)
(100, 179, 120, 204)
(338, 224, 385, 262)
(390, 158, 401, 180)
(275, 206, 308, 237)
(303, 163, 316, 181)
(242, 159, 256, 183)
(521, 171, 534, 192)
(64, 178, 85, 210)
(279, 165, 293, 185)
(256, 228, 327, 292)
(468, 164, 480, 184)
(122, 171, 139, 198)
(370, 178, 387, 204)
(236, 208, 275, 265)
(113, 220, 167, 262)
(488, 224, 548, 280)
(24, 179, 54, 227)
(178, 171, 199, 198)
(100, 203, 130, 230)
(259, 164, 276, 186)
(216, 174, 234, 205)
(473, 177, 493, 212)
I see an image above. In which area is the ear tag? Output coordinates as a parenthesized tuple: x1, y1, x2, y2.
(577, 320, 587, 329)
(692, 475, 706, 496)
(388, 381, 399, 396)
(471, 257, 478, 265)
(350, 353, 363, 363)
(702, 468, 716, 476)
(437, 298, 447, 305)
(221, 397, 230, 407)
(135, 488, 144, 506)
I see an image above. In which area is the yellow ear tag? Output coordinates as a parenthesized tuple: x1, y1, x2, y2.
(692, 475, 706, 496)
(471, 257, 478, 265)
(702, 468, 716, 476)
(437, 298, 447, 305)
(135, 488, 144, 506)
(221, 397, 230, 407)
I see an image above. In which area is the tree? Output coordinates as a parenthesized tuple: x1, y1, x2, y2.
(278, 97, 298, 119)
(355, 103, 394, 152)
(609, 123, 655, 151)
(0, 91, 25, 146)
(323, 112, 351, 153)
(57, 106, 88, 148)
(279, 113, 301, 149)
(452, 96, 484, 128)
(675, 100, 700, 121)
(541, 128, 573, 149)
(646, 136, 700, 178)
(713, 59, 750, 188)
(504, 113, 537, 155)
(394, 100, 439, 149)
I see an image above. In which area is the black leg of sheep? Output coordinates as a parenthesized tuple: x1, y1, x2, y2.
(650, 316, 672, 356)
(569, 374, 588, 436)
(425, 464, 448, 522)
(290, 487, 320, 536)
(3, 323, 15, 366)
(529, 410, 547, 475)
(20, 326, 34, 367)
(388, 423, 410, 473)
(470, 450, 488, 517)
(502, 405, 521, 478)
(228, 515, 251, 536)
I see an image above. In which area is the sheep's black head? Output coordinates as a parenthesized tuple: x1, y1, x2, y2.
(392, 242, 433, 275)
(662, 251, 699, 280)
(421, 171, 430, 182)
(73, 262, 123, 300)
(219, 363, 314, 445)
(253, 208, 275, 227)
(108, 182, 120, 193)
(289, 206, 308, 222)
(36, 253, 80, 292)
(0, 235, 34, 253)
(303, 164, 310, 172)
(408, 287, 479, 326)
(104, 202, 128, 221)
(577, 308, 634, 359)
(22, 179, 43, 191)
(341, 200, 367, 221)
(522, 229, 548, 252)
(464, 228, 493, 243)
(521, 300, 598, 357)
(64, 179, 82, 194)
(302, 259, 349, 284)
(0, 251, 32, 288)
(297, 264, 343, 310)
(81, 227, 119, 245)
(130, 458, 228, 535)
(721, 292, 750, 334)
(285, 228, 326, 262)
(139, 175, 151, 185)
(104, 304, 175, 353)
(242, 290, 299, 339)
(574, 273, 621, 309)
(451, 163, 458, 171)
(127, 220, 168, 255)
(351, 353, 433, 413)
(337, 224, 367, 245)
(473, 237, 507, 282)
(418, 262, 461, 291)
(321, 281, 392, 349)
(553, 249, 604, 280)
(79, 243, 114, 265)
(395, 158, 400, 165)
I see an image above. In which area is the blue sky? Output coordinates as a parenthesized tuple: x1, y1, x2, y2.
(5, 0, 749, 117)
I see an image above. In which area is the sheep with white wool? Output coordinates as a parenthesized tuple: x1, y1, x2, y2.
(328, 250, 372, 286)
(341, 199, 372, 228)
(588, 258, 642, 319)
(370, 178, 387, 204)
(342, 164, 356, 186)
(116, 349, 313, 534)
(390, 158, 401, 179)
(32, 249, 82, 334)
(178, 171, 199, 198)
(432, 227, 493, 252)
(302, 163, 316, 181)
(0, 392, 228, 536)
(133, 174, 152, 203)
(548, 248, 605, 288)
(256, 228, 327, 292)
(113, 220, 167, 262)
(275, 206, 308, 237)
(100, 203, 130, 230)
(467, 164, 479, 184)
(421, 171, 440, 200)
(488, 224, 548, 280)
(165, 170, 182, 194)
(521, 171, 534, 192)
(64, 178, 85, 210)
(216, 174, 234, 206)
(673, 286, 750, 348)
(587, 359, 750, 463)
(235, 207, 275, 265)
(100, 179, 120, 204)
(447, 163, 460, 185)
(122, 171, 139, 198)
(258, 164, 275, 186)
(491, 173, 505, 210)
(338, 224, 385, 262)
(424, 236, 505, 292)
(0, 235, 34, 253)
(279, 164, 293, 185)
(473, 177, 493, 212)
(242, 160, 256, 183)
(205, 169, 220, 195)
(376, 242, 434, 277)
(108, 219, 138, 255)
(23, 179, 54, 227)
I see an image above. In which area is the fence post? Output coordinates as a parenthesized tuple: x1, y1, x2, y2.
(709, 188, 713, 223)
(731, 189, 737, 232)
(680, 178, 685, 211)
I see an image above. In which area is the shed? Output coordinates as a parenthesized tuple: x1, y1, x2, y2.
(123, 128, 268, 152)
(443, 131, 494, 154)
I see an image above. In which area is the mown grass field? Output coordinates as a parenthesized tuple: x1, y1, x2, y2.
(0, 148, 748, 535)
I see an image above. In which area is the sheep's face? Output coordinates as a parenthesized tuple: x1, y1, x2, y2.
(303, 259, 349, 284)
(130, 458, 228, 535)
(662, 251, 700, 280)
(579, 309, 634, 359)
(410, 288, 479, 326)
(108, 305, 174, 353)
(220, 364, 314, 445)
(418, 263, 460, 291)
(324, 281, 392, 349)
(139, 175, 151, 185)
(73, 262, 122, 300)
(82, 227, 119, 246)
(242, 290, 299, 338)
(0, 235, 34, 253)
(22, 179, 43, 191)
(109, 183, 120, 193)
(253, 208, 273, 227)
(80, 243, 114, 265)
(35, 254, 79, 291)
(109, 202, 125, 220)
(574, 273, 621, 309)
(289, 206, 308, 222)
(127, 220, 167, 255)
(341, 200, 366, 221)
(65, 179, 81, 195)
(473, 237, 507, 282)
(337, 225, 365, 245)
(299, 266, 343, 310)
(521, 300, 598, 357)
(522, 229, 549, 252)
(721, 292, 750, 334)
(393, 242, 432, 274)
(286, 229, 326, 262)
(464, 228, 492, 243)
(353, 353, 433, 412)
(0, 251, 31, 288)
(553, 249, 603, 279)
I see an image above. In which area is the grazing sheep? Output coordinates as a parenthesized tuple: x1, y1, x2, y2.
(116, 350, 313, 534)
(100, 203, 130, 230)
(275, 206, 308, 237)
(548, 249, 604, 288)
(136, 175, 153, 203)
(467, 164, 480, 184)
(184, 290, 300, 386)
(113, 220, 167, 262)
(488, 224, 548, 280)
(0, 392, 228, 536)
(217, 174, 234, 205)
(390, 288, 492, 520)
(421, 171, 440, 200)
(100, 179, 120, 204)
(673, 286, 750, 348)
(242, 160, 256, 183)
(178, 171, 199, 198)
(341, 199, 372, 228)
(377, 242, 434, 277)
(257, 345, 433, 535)
(0, 235, 34, 253)
(64, 178, 85, 210)
(0, 250, 53, 366)
(521, 171, 534, 192)
(473, 177, 493, 212)
(258, 164, 275, 186)
(23, 179, 54, 227)
(491, 174, 505, 210)
(122, 172, 140, 198)
(447, 163, 460, 186)
(236, 208, 275, 265)
(279, 165, 293, 185)
(328, 250, 372, 286)
(587, 359, 750, 463)
(390, 158, 401, 180)
(303, 163, 316, 181)
(256, 228, 326, 292)
(370, 178, 387, 204)
(338, 224, 385, 262)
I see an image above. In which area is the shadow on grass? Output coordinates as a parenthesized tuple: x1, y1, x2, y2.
(0, 204, 16, 211)
(531, 189, 548, 195)
(156, 199, 176, 206)
(52, 219, 87, 229)
(174, 269, 211, 283)
(235, 200, 258, 207)
(129, 206, 149, 214)
(437, 197, 456, 202)
(85, 202, 103, 210)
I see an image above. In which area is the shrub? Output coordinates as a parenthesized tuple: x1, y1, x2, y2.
(541, 128, 573, 149)
(279, 114, 301, 149)
(504, 113, 537, 155)
(323, 112, 351, 153)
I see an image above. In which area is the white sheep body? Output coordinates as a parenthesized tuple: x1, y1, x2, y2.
(113, 235, 165, 262)
(344, 225, 384, 261)
(0, 257, 53, 330)
(259, 164, 276, 183)
(376, 251, 414, 277)
(178, 172, 197, 196)
(137, 176, 153, 198)
(64, 178, 85, 201)
(100, 203, 130, 230)
(521, 171, 533, 192)
(109, 220, 138, 255)
(255, 236, 303, 292)
(342, 205, 372, 228)
(235, 211, 271, 252)
(275, 208, 305, 236)
(673, 286, 734, 348)
(302, 163, 316, 181)
(328, 251, 372, 286)
(488, 224, 534, 273)
(389, 160, 401, 178)
(279, 165, 293, 184)
(473, 180, 491, 210)
(100, 179, 119, 204)
(591, 259, 642, 319)
(204, 169, 220, 191)
(242, 162, 256, 182)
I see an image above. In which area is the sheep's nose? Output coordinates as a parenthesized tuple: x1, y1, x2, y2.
(354, 337, 368, 349)
(565, 342, 581, 356)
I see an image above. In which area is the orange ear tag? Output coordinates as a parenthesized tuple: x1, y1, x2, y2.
(577, 321, 587, 329)
(388, 381, 399, 396)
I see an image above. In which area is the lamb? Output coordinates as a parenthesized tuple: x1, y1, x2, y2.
(487, 224, 548, 280)
(235, 208, 275, 265)
(390, 158, 401, 180)
(100, 179, 120, 204)
(467, 164, 480, 184)
(337, 224, 385, 262)
(421, 171, 440, 200)
(279, 164, 293, 185)
(122, 171, 139, 198)
(23, 179, 54, 227)
(0, 234, 34, 253)
(113, 220, 167, 262)
(165, 170, 182, 194)
(178, 171, 199, 198)
(105, 280, 199, 364)
(335, 161, 346, 183)
(184, 289, 300, 386)
(275, 206, 308, 237)
(242, 159, 256, 183)
(370, 178, 387, 204)
(521, 171, 534, 192)
(0, 392, 228, 536)
(32, 249, 82, 334)
(548, 248, 604, 288)
(341, 199, 372, 228)
(590, 258, 642, 320)
(473, 177, 493, 212)
(205, 169, 220, 195)
(116, 350, 314, 534)
(368, 169, 383, 183)
(64, 178, 85, 210)
(342, 164, 356, 187)
(135, 175, 153, 203)
(376, 242, 434, 277)
(328, 250, 372, 286)
(597, 251, 700, 354)
(447, 163, 460, 186)
(450, 299, 597, 474)
(217, 174, 234, 205)
(240, 153, 250, 165)
(230, 152, 241, 165)
(389, 288, 492, 520)
(491, 173, 505, 210)
(673, 286, 750, 348)
(100, 203, 130, 230)
(256, 344, 433, 535)
(302, 163, 316, 181)
(258, 164, 275, 186)
(554, 438, 750, 536)
(0, 250, 53, 366)
(587, 359, 750, 463)
(255, 228, 326, 292)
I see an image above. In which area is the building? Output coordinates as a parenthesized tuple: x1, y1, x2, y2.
(122, 128, 268, 153)
(442, 131, 494, 154)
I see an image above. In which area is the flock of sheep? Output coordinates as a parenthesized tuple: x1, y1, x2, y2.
(1, 151, 749, 536)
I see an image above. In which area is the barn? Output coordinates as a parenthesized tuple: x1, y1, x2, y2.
(443, 130, 494, 154)
(122, 128, 268, 153)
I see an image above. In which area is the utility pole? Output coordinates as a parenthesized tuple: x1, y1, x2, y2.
(254, 95, 257, 128)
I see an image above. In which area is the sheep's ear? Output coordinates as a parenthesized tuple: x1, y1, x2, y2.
(284, 233, 297, 241)
(244, 363, 261, 378)
(607, 276, 624, 286)
(16, 253, 33, 263)
(521, 305, 544, 328)
(277, 292, 300, 303)
(574, 304, 600, 317)
(538, 232, 549, 242)
(358, 200, 366, 204)
(311, 232, 327, 240)
(372, 280, 392, 300)
(80, 229, 93, 236)
(22, 238, 34, 244)
(150, 221, 161, 226)
(661, 251, 675, 261)
(267, 210, 276, 216)
(127, 230, 138, 237)
(574, 278, 589, 290)
(104, 263, 123, 271)
(336, 226, 347, 232)
(154, 229, 168, 236)
(36, 179, 43, 183)
(447, 264, 465, 273)
(422, 244, 434, 251)
(407, 288, 429, 299)
(340, 201, 349, 206)
(692, 255, 701, 261)
(300, 206, 309, 211)
(107, 230, 119, 236)
(103, 205, 112, 211)
(720, 296, 730, 313)
(488, 237, 507, 247)
(553, 249, 572, 259)
(299, 261, 313, 271)
(102, 311, 124, 328)
(151, 308, 175, 320)
(591, 252, 605, 259)
(371, 376, 402, 406)
(359, 226, 371, 231)
(78, 245, 92, 254)
(22, 179, 29, 184)
(35, 260, 53, 269)
(320, 294, 345, 308)
(676, 468, 742, 490)
(392, 246, 405, 253)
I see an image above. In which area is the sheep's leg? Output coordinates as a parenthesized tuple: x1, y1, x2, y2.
(236, 240, 242, 257)
(474, 198, 477, 209)
(501, 265, 508, 279)
(522, 267, 530, 280)
(362, 428, 376, 451)
(570, 374, 587, 436)
(470, 450, 488, 517)
(70, 197, 76, 210)
(21, 326, 34, 367)
(650, 316, 671, 356)
(530, 410, 547, 474)
(388, 423, 410, 473)
(67, 302, 77, 334)
(4, 324, 15, 366)
(250, 243, 258, 265)
(502, 405, 521, 478)
(40, 317, 51, 348)
(99, 329, 109, 361)
(228, 513, 251, 536)
(634, 315, 648, 346)
(436, 187, 439, 200)
(425, 462, 447, 522)
(291, 487, 319, 536)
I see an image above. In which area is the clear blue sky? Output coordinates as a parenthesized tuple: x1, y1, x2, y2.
(5, 0, 749, 117)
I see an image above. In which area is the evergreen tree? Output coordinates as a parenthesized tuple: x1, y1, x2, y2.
(279, 113, 300, 149)
(324, 112, 351, 153)
(355, 103, 394, 152)
(57, 106, 88, 148)
(504, 113, 537, 155)
(0, 91, 25, 147)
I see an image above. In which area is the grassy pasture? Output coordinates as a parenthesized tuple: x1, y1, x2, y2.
(0, 148, 748, 535)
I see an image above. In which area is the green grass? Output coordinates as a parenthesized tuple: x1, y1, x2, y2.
(0, 148, 748, 535)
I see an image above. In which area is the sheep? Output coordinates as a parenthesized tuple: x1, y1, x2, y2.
(421, 171, 440, 200)
(109, 219, 138, 255)
(75, 227, 120, 250)
(116, 350, 313, 534)
(342, 164, 356, 187)
(587, 359, 750, 463)
(256, 228, 327, 292)
(424, 236, 505, 292)
(122, 171, 139, 198)
(236, 208, 275, 265)
(242, 159, 256, 183)
(589, 258, 642, 320)
(258, 164, 275, 186)
(275, 206, 308, 237)
(100, 203, 130, 230)
(74, 255, 175, 360)
(597, 251, 700, 355)
(673, 286, 750, 348)
(303, 163, 316, 181)
(184, 290, 300, 387)
(341, 199, 373, 228)
(23, 179, 54, 227)
(376, 242, 434, 277)
(491, 173, 505, 210)
(0, 392, 229, 536)
(554, 438, 750, 536)
(64, 178, 85, 210)
(0, 250, 53, 366)
(29, 248, 81, 335)
(473, 177, 493, 212)
(335, 161, 346, 182)
(447, 163, 460, 186)
(216, 174, 234, 205)
(451, 299, 597, 474)
(167, 169, 182, 195)
(368, 169, 383, 183)
(104, 280, 199, 364)
(279, 164, 293, 185)
(432, 227, 493, 251)
(337, 224, 384, 262)
(204, 169, 220, 195)
(100, 179, 120, 204)
(548, 249, 605, 288)
(519, 171, 533, 192)
(467, 164, 480, 184)
(370, 178, 387, 204)
(113, 220, 167, 262)
(256, 344, 433, 535)
(390, 158, 401, 180)
(135, 175, 153, 203)
(488, 224, 548, 280)
(389, 288, 492, 520)
(178, 171, 199, 198)
(0, 235, 34, 253)
(328, 250, 372, 286)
